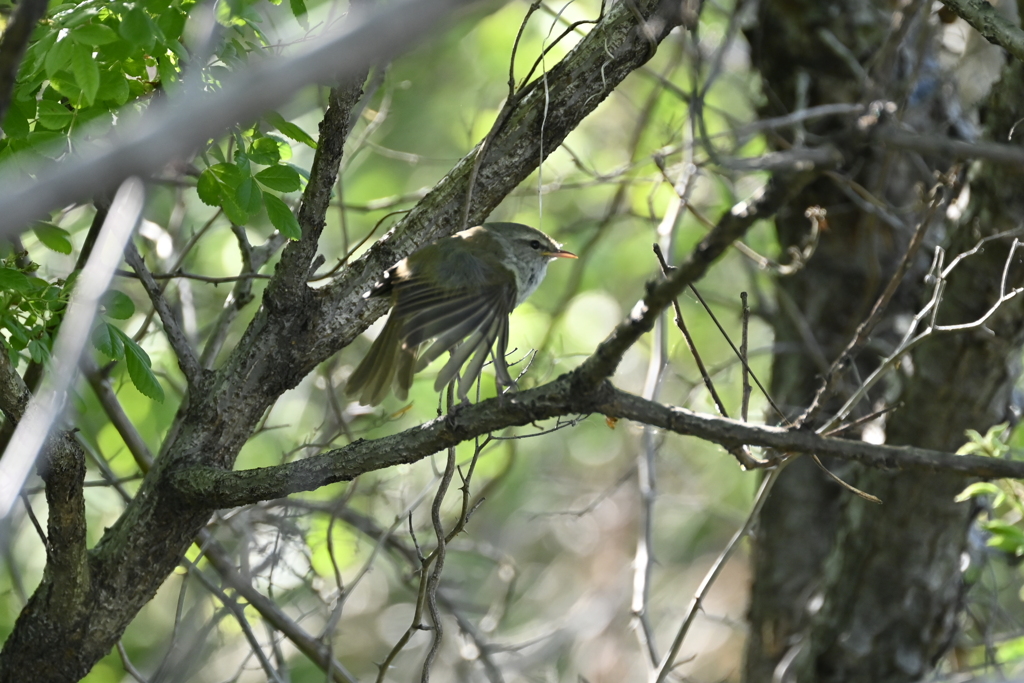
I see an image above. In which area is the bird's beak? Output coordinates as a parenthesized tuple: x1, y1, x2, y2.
(545, 249, 577, 259)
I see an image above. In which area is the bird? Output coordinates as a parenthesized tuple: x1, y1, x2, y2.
(346, 222, 576, 406)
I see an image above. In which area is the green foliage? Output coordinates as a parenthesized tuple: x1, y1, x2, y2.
(31, 222, 73, 254)
(958, 422, 1012, 458)
(0, 254, 69, 368)
(957, 425, 1024, 558)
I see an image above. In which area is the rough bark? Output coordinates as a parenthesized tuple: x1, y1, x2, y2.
(0, 1, 682, 679)
(745, 2, 1024, 682)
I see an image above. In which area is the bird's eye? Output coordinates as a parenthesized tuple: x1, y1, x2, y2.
(529, 240, 542, 249)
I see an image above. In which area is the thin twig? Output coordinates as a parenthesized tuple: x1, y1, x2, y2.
(123, 241, 203, 387)
(796, 181, 947, 427)
(740, 292, 751, 422)
(652, 463, 787, 683)
(420, 385, 459, 681)
(117, 641, 149, 683)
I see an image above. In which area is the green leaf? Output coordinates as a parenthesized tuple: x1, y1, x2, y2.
(4, 318, 29, 349)
(123, 342, 164, 402)
(97, 69, 130, 105)
(166, 39, 188, 62)
(27, 339, 49, 364)
(32, 222, 73, 254)
(44, 36, 75, 78)
(14, 97, 36, 122)
(273, 136, 293, 162)
(235, 177, 263, 218)
(2, 103, 30, 138)
(156, 54, 177, 89)
(263, 192, 300, 240)
(101, 290, 135, 320)
(957, 423, 1011, 457)
(41, 285, 64, 311)
(233, 145, 251, 174)
(984, 520, 1024, 555)
(91, 322, 125, 359)
(73, 53, 101, 104)
(209, 162, 244, 188)
(0, 268, 31, 292)
(197, 168, 222, 206)
(220, 195, 249, 226)
(248, 137, 280, 165)
(21, 30, 57, 78)
(47, 72, 82, 101)
(266, 111, 317, 149)
(955, 482, 1005, 507)
(36, 99, 73, 130)
(157, 10, 186, 45)
(113, 328, 164, 402)
(72, 23, 119, 46)
(290, 0, 309, 28)
(119, 8, 154, 49)
(254, 165, 301, 192)
(199, 162, 251, 222)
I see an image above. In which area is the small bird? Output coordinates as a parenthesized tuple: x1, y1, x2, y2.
(346, 222, 576, 406)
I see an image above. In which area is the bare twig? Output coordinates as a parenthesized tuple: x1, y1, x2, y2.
(796, 181, 947, 427)
(652, 464, 786, 683)
(124, 241, 203, 387)
(420, 442, 457, 682)
(740, 292, 751, 421)
(823, 234, 1024, 432)
(197, 528, 359, 683)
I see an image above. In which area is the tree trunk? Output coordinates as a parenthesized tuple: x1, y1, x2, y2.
(745, 2, 1024, 681)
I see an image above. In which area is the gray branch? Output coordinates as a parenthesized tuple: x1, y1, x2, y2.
(940, 0, 1024, 65)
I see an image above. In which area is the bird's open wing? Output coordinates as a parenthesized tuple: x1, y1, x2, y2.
(386, 276, 516, 395)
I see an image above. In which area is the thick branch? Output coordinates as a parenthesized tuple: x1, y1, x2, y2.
(0, 344, 30, 423)
(940, 0, 1024, 64)
(266, 76, 367, 304)
(171, 379, 1010, 509)
(573, 164, 834, 387)
(0, 304, 89, 654)
(308, 0, 688, 365)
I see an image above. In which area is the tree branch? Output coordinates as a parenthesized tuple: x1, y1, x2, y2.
(0, 1, 696, 679)
(0, 302, 89, 643)
(308, 0, 689, 367)
(171, 374, 1015, 509)
(572, 164, 835, 388)
(939, 0, 1024, 65)
(0, 0, 49, 127)
(124, 241, 204, 388)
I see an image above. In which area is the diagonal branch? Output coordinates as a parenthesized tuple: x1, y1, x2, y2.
(309, 0, 691, 367)
(939, 0, 1024, 65)
(572, 162, 835, 388)
(124, 241, 204, 388)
